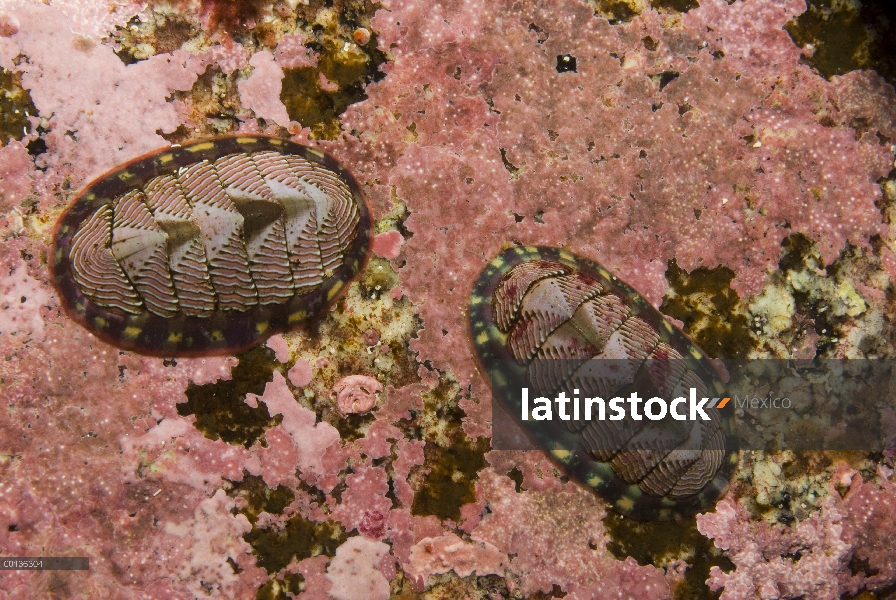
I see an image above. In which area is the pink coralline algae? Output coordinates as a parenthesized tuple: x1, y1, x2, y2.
(0, 259, 53, 343)
(0, 142, 33, 212)
(161, 489, 258, 598)
(237, 49, 291, 128)
(249, 372, 342, 488)
(0, 251, 261, 597)
(697, 498, 850, 600)
(333, 0, 895, 437)
(287, 357, 314, 387)
(467, 466, 676, 599)
(0, 2, 266, 199)
(119, 416, 254, 490)
(0, 4, 204, 188)
(265, 333, 291, 363)
(325, 536, 391, 600)
(201, 36, 249, 74)
(332, 374, 383, 415)
(406, 533, 506, 583)
(697, 465, 896, 599)
(371, 230, 404, 259)
(331, 466, 393, 536)
(2, 0, 896, 598)
(5, 0, 145, 41)
(839, 467, 896, 594)
(274, 32, 317, 69)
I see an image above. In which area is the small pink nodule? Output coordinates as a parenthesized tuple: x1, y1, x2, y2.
(333, 375, 383, 415)
(372, 230, 404, 259)
(362, 328, 380, 346)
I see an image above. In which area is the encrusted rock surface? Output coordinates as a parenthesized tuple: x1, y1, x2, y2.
(1, 0, 895, 598)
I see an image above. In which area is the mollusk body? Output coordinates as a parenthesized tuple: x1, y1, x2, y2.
(469, 246, 737, 519)
(51, 136, 372, 356)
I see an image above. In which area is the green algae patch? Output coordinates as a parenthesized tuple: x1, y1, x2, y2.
(111, 13, 197, 65)
(164, 66, 243, 142)
(770, 233, 868, 355)
(660, 260, 755, 359)
(227, 474, 296, 525)
(786, 0, 896, 85)
(414, 573, 515, 600)
(255, 573, 305, 600)
(401, 377, 466, 446)
(507, 467, 524, 493)
(411, 435, 489, 522)
(330, 411, 377, 443)
(178, 346, 283, 448)
(404, 377, 489, 521)
(232, 476, 342, 581)
(281, 35, 387, 139)
(360, 256, 399, 300)
(584, 0, 644, 22)
(786, 0, 870, 79)
(584, 0, 700, 23)
(653, 0, 700, 13)
(0, 68, 37, 145)
(604, 512, 733, 600)
(225, 474, 315, 598)
(673, 549, 732, 600)
(528, 584, 569, 599)
(245, 513, 347, 573)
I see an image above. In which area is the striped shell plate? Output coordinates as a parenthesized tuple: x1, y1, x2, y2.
(51, 136, 372, 356)
(469, 246, 737, 519)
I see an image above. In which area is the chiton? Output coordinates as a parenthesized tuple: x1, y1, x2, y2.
(469, 246, 737, 519)
(51, 136, 372, 356)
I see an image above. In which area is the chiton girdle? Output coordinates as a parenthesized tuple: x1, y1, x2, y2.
(469, 246, 738, 519)
(51, 136, 372, 356)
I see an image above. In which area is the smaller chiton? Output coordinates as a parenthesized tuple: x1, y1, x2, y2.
(469, 246, 738, 519)
(51, 136, 372, 356)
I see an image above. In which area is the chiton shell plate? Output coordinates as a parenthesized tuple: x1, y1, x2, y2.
(51, 136, 372, 356)
(469, 246, 738, 519)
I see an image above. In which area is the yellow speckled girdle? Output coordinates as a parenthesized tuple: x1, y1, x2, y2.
(51, 136, 373, 357)
(468, 245, 738, 520)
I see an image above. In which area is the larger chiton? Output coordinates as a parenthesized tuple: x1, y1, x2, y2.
(51, 136, 372, 356)
(469, 246, 737, 519)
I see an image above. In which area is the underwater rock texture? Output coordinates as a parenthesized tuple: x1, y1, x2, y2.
(697, 463, 896, 600)
(1, 0, 896, 599)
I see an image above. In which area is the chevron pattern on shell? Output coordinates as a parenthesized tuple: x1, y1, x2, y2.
(469, 246, 737, 519)
(51, 137, 372, 356)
